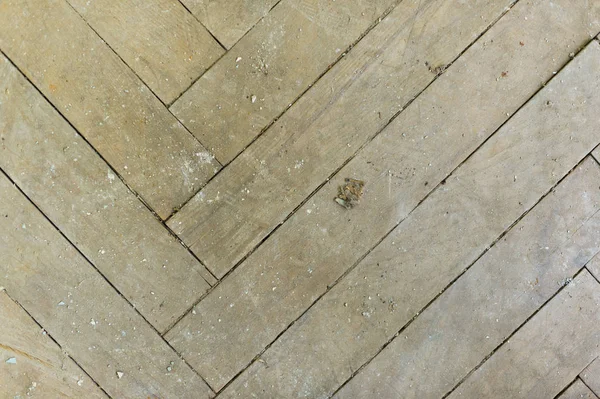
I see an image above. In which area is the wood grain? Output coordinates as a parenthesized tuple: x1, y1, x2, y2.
(0, 291, 108, 399)
(335, 158, 600, 398)
(0, 0, 221, 219)
(66, 0, 224, 104)
(165, 0, 600, 390)
(0, 55, 215, 333)
(447, 271, 600, 398)
(170, 0, 396, 164)
(215, 41, 600, 397)
(0, 173, 214, 399)
(167, 0, 522, 278)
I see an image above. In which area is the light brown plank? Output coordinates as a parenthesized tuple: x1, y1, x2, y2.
(65, 0, 224, 104)
(447, 271, 600, 398)
(558, 380, 599, 399)
(167, 0, 522, 277)
(0, 0, 221, 219)
(182, 0, 279, 49)
(165, 0, 600, 390)
(0, 55, 214, 332)
(0, 174, 213, 398)
(170, 0, 397, 164)
(335, 157, 600, 398)
(581, 358, 600, 397)
(0, 291, 108, 399)
(215, 41, 600, 398)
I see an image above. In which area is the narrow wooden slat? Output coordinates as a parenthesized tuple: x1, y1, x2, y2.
(0, 291, 108, 399)
(335, 158, 600, 398)
(168, 0, 522, 278)
(182, 0, 279, 49)
(558, 380, 599, 399)
(65, 0, 224, 104)
(215, 41, 600, 398)
(581, 358, 600, 397)
(0, 55, 214, 332)
(0, 0, 221, 219)
(447, 271, 600, 398)
(0, 175, 213, 398)
(170, 0, 397, 164)
(165, 0, 600, 390)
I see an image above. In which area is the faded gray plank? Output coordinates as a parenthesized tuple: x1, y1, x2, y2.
(170, 0, 397, 164)
(0, 0, 221, 219)
(447, 271, 600, 398)
(0, 174, 213, 398)
(581, 358, 600, 397)
(182, 0, 279, 49)
(165, 0, 600, 390)
(0, 291, 108, 399)
(0, 55, 215, 333)
(215, 41, 600, 398)
(335, 157, 600, 398)
(558, 380, 599, 399)
(66, 0, 224, 104)
(167, 0, 523, 278)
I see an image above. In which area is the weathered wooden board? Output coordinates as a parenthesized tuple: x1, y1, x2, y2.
(66, 0, 224, 104)
(558, 380, 599, 399)
(447, 271, 600, 398)
(0, 55, 215, 333)
(165, 0, 600, 390)
(0, 0, 221, 219)
(0, 291, 108, 399)
(168, 0, 522, 277)
(170, 0, 396, 164)
(581, 358, 600, 397)
(181, 0, 280, 49)
(215, 41, 600, 397)
(335, 158, 600, 398)
(0, 174, 213, 398)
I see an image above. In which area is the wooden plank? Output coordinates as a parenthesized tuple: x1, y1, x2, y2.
(558, 380, 599, 399)
(334, 157, 600, 398)
(581, 358, 600, 397)
(65, 0, 224, 104)
(447, 271, 600, 398)
(0, 55, 215, 333)
(214, 41, 600, 398)
(167, 0, 522, 277)
(0, 174, 213, 399)
(0, 0, 221, 219)
(170, 0, 397, 164)
(182, 0, 280, 49)
(0, 291, 108, 399)
(165, 0, 600, 390)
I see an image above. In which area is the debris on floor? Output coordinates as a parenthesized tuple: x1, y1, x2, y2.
(335, 178, 365, 209)
(5, 357, 16, 364)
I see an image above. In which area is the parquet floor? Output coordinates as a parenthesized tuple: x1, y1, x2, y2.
(1, 0, 600, 398)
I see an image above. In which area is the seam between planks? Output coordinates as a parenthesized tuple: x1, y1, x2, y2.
(174, 0, 227, 50)
(580, 360, 600, 396)
(163, 0, 415, 218)
(207, 35, 593, 395)
(442, 266, 600, 399)
(62, 0, 225, 189)
(0, 170, 216, 393)
(1, 274, 114, 399)
(0, 49, 216, 289)
(161, 0, 520, 340)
